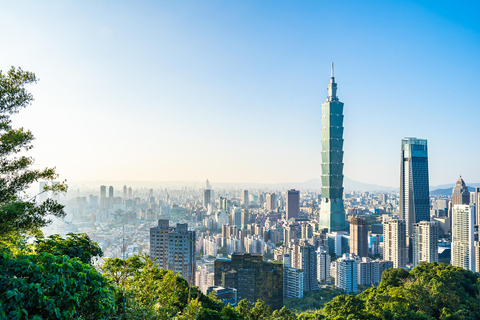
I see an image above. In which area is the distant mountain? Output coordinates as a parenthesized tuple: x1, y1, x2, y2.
(430, 183, 480, 191)
(430, 186, 477, 196)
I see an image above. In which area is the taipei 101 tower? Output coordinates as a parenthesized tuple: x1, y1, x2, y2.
(319, 63, 346, 231)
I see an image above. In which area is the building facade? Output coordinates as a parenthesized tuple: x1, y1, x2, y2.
(383, 218, 407, 268)
(451, 205, 475, 271)
(150, 219, 196, 285)
(286, 189, 300, 219)
(350, 216, 368, 257)
(319, 64, 346, 232)
(335, 254, 357, 293)
(412, 221, 438, 267)
(400, 138, 430, 237)
(214, 253, 283, 310)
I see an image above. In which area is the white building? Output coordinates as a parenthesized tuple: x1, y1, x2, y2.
(451, 205, 475, 271)
(412, 221, 438, 267)
(283, 254, 304, 298)
(383, 218, 407, 268)
(317, 247, 331, 284)
(335, 254, 358, 293)
(203, 236, 218, 257)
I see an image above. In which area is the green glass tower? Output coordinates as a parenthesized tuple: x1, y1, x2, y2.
(319, 64, 346, 231)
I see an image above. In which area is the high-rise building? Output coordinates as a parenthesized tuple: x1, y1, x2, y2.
(319, 64, 346, 232)
(350, 216, 368, 257)
(123, 185, 127, 200)
(476, 188, 480, 226)
(214, 253, 283, 310)
(335, 254, 357, 293)
(150, 219, 196, 285)
(266, 193, 276, 211)
(412, 221, 438, 267)
(383, 218, 407, 268)
(291, 240, 318, 291)
(243, 190, 249, 208)
(317, 247, 331, 284)
(286, 189, 300, 220)
(452, 177, 470, 207)
(128, 187, 133, 199)
(283, 254, 304, 298)
(230, 208, 242, 228)
(241, 209, 250, 229)
(451, 205, 475, 271)
(400, 138, 430, 237)
(99, 185, 107, 209)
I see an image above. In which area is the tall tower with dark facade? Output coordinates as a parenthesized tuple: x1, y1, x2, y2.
(319, 64, 346, 231)
(400, 138, 430, 237)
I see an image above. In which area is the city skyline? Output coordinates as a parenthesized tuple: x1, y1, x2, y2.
(1, 1, 480, 187)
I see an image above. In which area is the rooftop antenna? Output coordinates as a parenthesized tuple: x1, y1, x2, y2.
(331, 62, 334, 78)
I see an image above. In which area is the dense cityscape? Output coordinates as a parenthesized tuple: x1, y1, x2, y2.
(36, 71, 480, 312)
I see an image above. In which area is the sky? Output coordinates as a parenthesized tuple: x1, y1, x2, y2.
(1, 0, 479, 188)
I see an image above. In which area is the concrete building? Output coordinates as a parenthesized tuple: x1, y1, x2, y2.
(400, 138, 430, 237)
(350, 216, 368, 257)
(99, 185, 107, 209)
(476, 188, 480, 226)
(412, 221, 438, 267)
(451, 205, 475, 271)
(241, 209, 250, 229)
(150, 219, 196, 285)
(335, 254, 357, 293)
(319, 64, 346, 232)
(452, 177, 471, 208)
(266, 193, 276, 211)
(286, 189, 300, 219)
(291, 240, 318, 291)
(283, 253, 304, 298)
(383, 218, 407, 268)
(214, 253, 283, 310)
(243, 190, 249, 208)
(317, 247, 331, 284)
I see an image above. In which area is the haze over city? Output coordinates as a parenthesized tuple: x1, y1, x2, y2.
(1, 0, 479, 187)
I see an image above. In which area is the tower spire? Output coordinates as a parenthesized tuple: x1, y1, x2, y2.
(331, 62, 334, 78)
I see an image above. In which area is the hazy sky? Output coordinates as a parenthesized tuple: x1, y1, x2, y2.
(1, 1, 479, 187)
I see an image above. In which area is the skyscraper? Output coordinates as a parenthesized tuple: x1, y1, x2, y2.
(334, 254, 357, 294)
(99, 185, 107, 209)
(266, 193, 276, 211)
(451, 205, 475, 271)
(290, 240, 318, 291)
(241, 209, 250, 229)
(383, 218, 407, 268)
(203, 179, 212, 209)
(452, 177, 470, 207)
(350, 216, 368, 258)
(400, 138, 430, 237)
(243, 190, 249, 208)
(476, 187, 480, 226)
(150, 219, 196, 285)
(319, 64, 346, 232)
(286, 189, 300, 220)
(412, 221, 438, 267)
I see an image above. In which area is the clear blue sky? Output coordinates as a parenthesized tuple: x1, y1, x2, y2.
(1, 0, 479, 187)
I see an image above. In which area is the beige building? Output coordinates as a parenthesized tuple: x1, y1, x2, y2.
(383, 218, 407, 268)
(412, 221, 438, 267)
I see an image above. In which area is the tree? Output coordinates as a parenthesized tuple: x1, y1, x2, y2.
(35, 232, 103, 265)
(0, 252, 115, 319)
(0, 66, 66, 238)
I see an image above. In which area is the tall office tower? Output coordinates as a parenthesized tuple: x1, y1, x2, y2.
(231, 208, 242, 228)
(334, 254, 358, 293)
(108, 186, 114, 209)
(99, 185, 107, 209)
(203, 189, 212, 209)
(123, 185, 127, 200)
(476, 188, 480, 226)
(219, 197, 227, 210)
(128, 187, 133, 199)
(291, 240, 318, 291)
(266, 193, 276, 211)
(283, 253, 304, 298)
(150, 220, 196, 285)
(286, 189, 300, 220)
(400, 138, 430, 237)
(319, 64, 346, 232)
(241, 209, 250, 229)
(108, 186, 114, 198)
(452, 177, 470, 206)
(243, 190, 249, 208)
(214, 253, 283, 310)
(317, 247, 331, 284)
(412, 221, 438, 267)
(383, 218, 407, 268)
(451, 205, 475, 271)
(350, 216, 368, 257)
